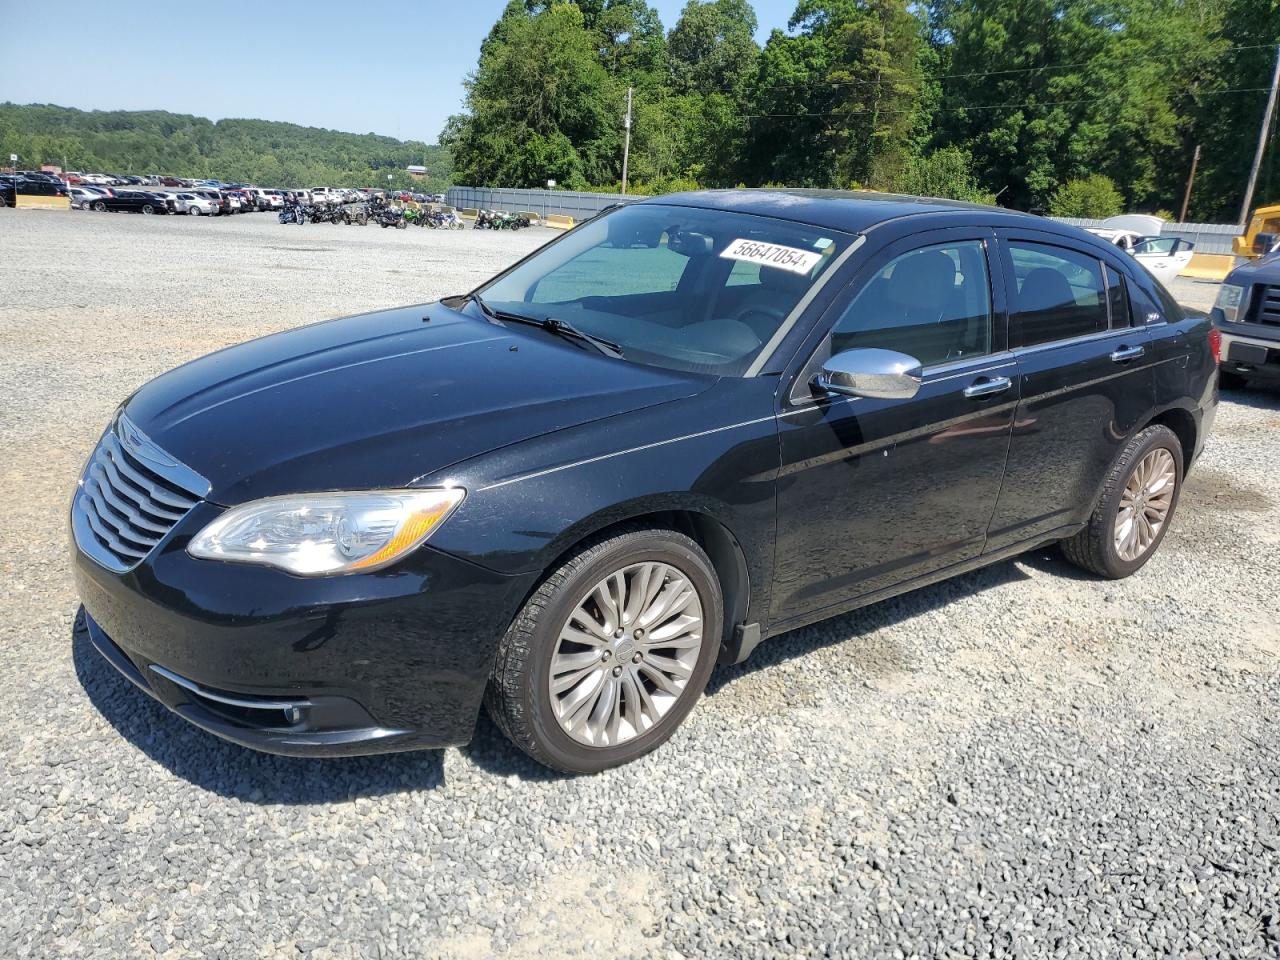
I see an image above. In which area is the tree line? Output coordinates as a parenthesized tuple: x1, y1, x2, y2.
(0, 104, 452, 194)
(444, 0, 1280, 222)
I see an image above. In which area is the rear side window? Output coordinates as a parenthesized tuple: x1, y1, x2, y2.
(830, 240, 993, 367)
(1008, 242, 1108, 347)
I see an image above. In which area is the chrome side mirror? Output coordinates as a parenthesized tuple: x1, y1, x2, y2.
(815, 348, 923, 400)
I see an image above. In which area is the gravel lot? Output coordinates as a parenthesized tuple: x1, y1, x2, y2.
(1, 209, 1278, 960)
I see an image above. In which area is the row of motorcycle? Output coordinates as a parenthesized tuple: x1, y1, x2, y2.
(473, 209, 533, 230)
(279, 199, 466, 230)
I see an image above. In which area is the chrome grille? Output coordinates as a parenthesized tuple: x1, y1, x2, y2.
(73, 417, 207, 572)
(1253, 285, 1280, 327)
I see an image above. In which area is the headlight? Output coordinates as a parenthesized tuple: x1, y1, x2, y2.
(1214, 283, 1245, 323)
(188, 488, 464, 576)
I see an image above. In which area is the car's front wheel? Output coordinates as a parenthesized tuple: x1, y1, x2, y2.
(486, 527, 722, 773)
(1061, 424, 1183, 579)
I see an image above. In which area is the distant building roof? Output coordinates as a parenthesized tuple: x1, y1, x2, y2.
(406, 165, 427, 173)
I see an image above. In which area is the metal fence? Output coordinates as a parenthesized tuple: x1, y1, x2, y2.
(447, 187, 629, 220)
(447, 187, 1242, 252)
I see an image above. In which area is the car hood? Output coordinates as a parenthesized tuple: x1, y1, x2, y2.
(1226, 253, 1280, 286)
(123, 303, 713, 505)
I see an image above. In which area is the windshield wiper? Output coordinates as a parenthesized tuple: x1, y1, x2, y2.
(541, 317, 624, 358)
(464, 294, 623, 358)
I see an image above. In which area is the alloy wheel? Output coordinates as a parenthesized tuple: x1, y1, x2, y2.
(1114, 447, 1176, 562)
(547, 561, 705, 748)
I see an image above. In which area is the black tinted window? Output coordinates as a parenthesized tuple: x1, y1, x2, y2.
(1104, 265, 1129, 328)
(1009, 242, 1108, 347)
(830, 241, 993, 367)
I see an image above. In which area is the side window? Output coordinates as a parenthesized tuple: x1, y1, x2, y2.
(1008, 242, 1108, 347)
(1132, 237, 1177, 257)
(1104, 265, 1130, 328)
(829, 240, 993, 367)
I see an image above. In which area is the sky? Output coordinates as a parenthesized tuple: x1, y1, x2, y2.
(0, 0, 797, 145)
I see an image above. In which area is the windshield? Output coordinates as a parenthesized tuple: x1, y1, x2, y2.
(478, 203, 853, 376)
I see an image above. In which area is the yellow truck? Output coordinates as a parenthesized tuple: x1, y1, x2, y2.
(1235, 204, 1280, 258)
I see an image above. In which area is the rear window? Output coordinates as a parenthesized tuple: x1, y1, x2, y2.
(1008, 242, 1108, 348)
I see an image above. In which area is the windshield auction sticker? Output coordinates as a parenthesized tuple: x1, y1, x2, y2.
(719, 238, 823, 275)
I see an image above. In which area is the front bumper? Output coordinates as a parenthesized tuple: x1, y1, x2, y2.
(1219, 322, 1280, 381)
(73, 501, 535, 757)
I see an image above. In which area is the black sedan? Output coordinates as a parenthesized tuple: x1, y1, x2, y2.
(89, 190, 172, 214)
(71, 191, 1219, 772)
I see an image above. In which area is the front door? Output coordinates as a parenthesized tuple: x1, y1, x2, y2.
(770, 230, 1017, 627)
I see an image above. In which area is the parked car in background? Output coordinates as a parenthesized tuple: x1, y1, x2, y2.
(1213, 252, 1280, 388)
(1085, 225, 1195, 286)
(173, 192, 218, 215)
(0, 176, 70, 206)
(68, 187, 100, 209)
(71, 190, 1218, 773)
(89, 190, 168, 214)
(309, 187, 342, 205)
(190, 190, 228, 214)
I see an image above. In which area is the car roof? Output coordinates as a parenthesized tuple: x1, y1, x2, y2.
(641, 188, 1048, 235)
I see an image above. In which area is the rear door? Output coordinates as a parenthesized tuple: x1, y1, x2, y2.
(985, 230, 1156, 551)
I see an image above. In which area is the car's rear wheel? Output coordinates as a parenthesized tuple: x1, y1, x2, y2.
(188, 206, 200, 216)
(1061, 424, 1183, 579)
(93, 201, 106, 212)
(485, 527, 722, 773)
(142, 204, 154, 215)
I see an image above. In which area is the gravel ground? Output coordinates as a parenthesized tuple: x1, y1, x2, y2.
(1, 209, 1277, 960)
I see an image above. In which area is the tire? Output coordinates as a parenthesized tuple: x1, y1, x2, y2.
(187, 206, 201, 216)
(0, 195, 7, 208)
(142, 204, 154, 215)
(1061, 424, 1183, 579)
(485, 527, 723, 774)
(1219, 370, 1249, 390)
(93, 201, 106, 212)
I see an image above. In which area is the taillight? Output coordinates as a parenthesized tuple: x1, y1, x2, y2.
(1208, 327, 1222, 365)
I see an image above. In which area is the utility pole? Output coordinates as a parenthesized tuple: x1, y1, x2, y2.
(1240, 44, 1280, 226)
(1180, 144, 1200, 223)
(621, 86, 633, 196)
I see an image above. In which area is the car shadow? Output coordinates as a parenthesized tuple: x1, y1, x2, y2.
(460, 711, 575, 783)
(707, 545, 1060, 696)
(1220, 380, 1280, 409)
(72, 610, 446, 804)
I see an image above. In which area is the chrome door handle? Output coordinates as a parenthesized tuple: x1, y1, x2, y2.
(1110, 344, 1145, 362)
(963, 375, 1012, 398)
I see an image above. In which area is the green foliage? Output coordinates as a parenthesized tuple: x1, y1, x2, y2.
(444, 2, 622, 189)
(890, 146, 996, 203)
(0, 103, 451, 191)
(1048, 174, 1126, 218)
